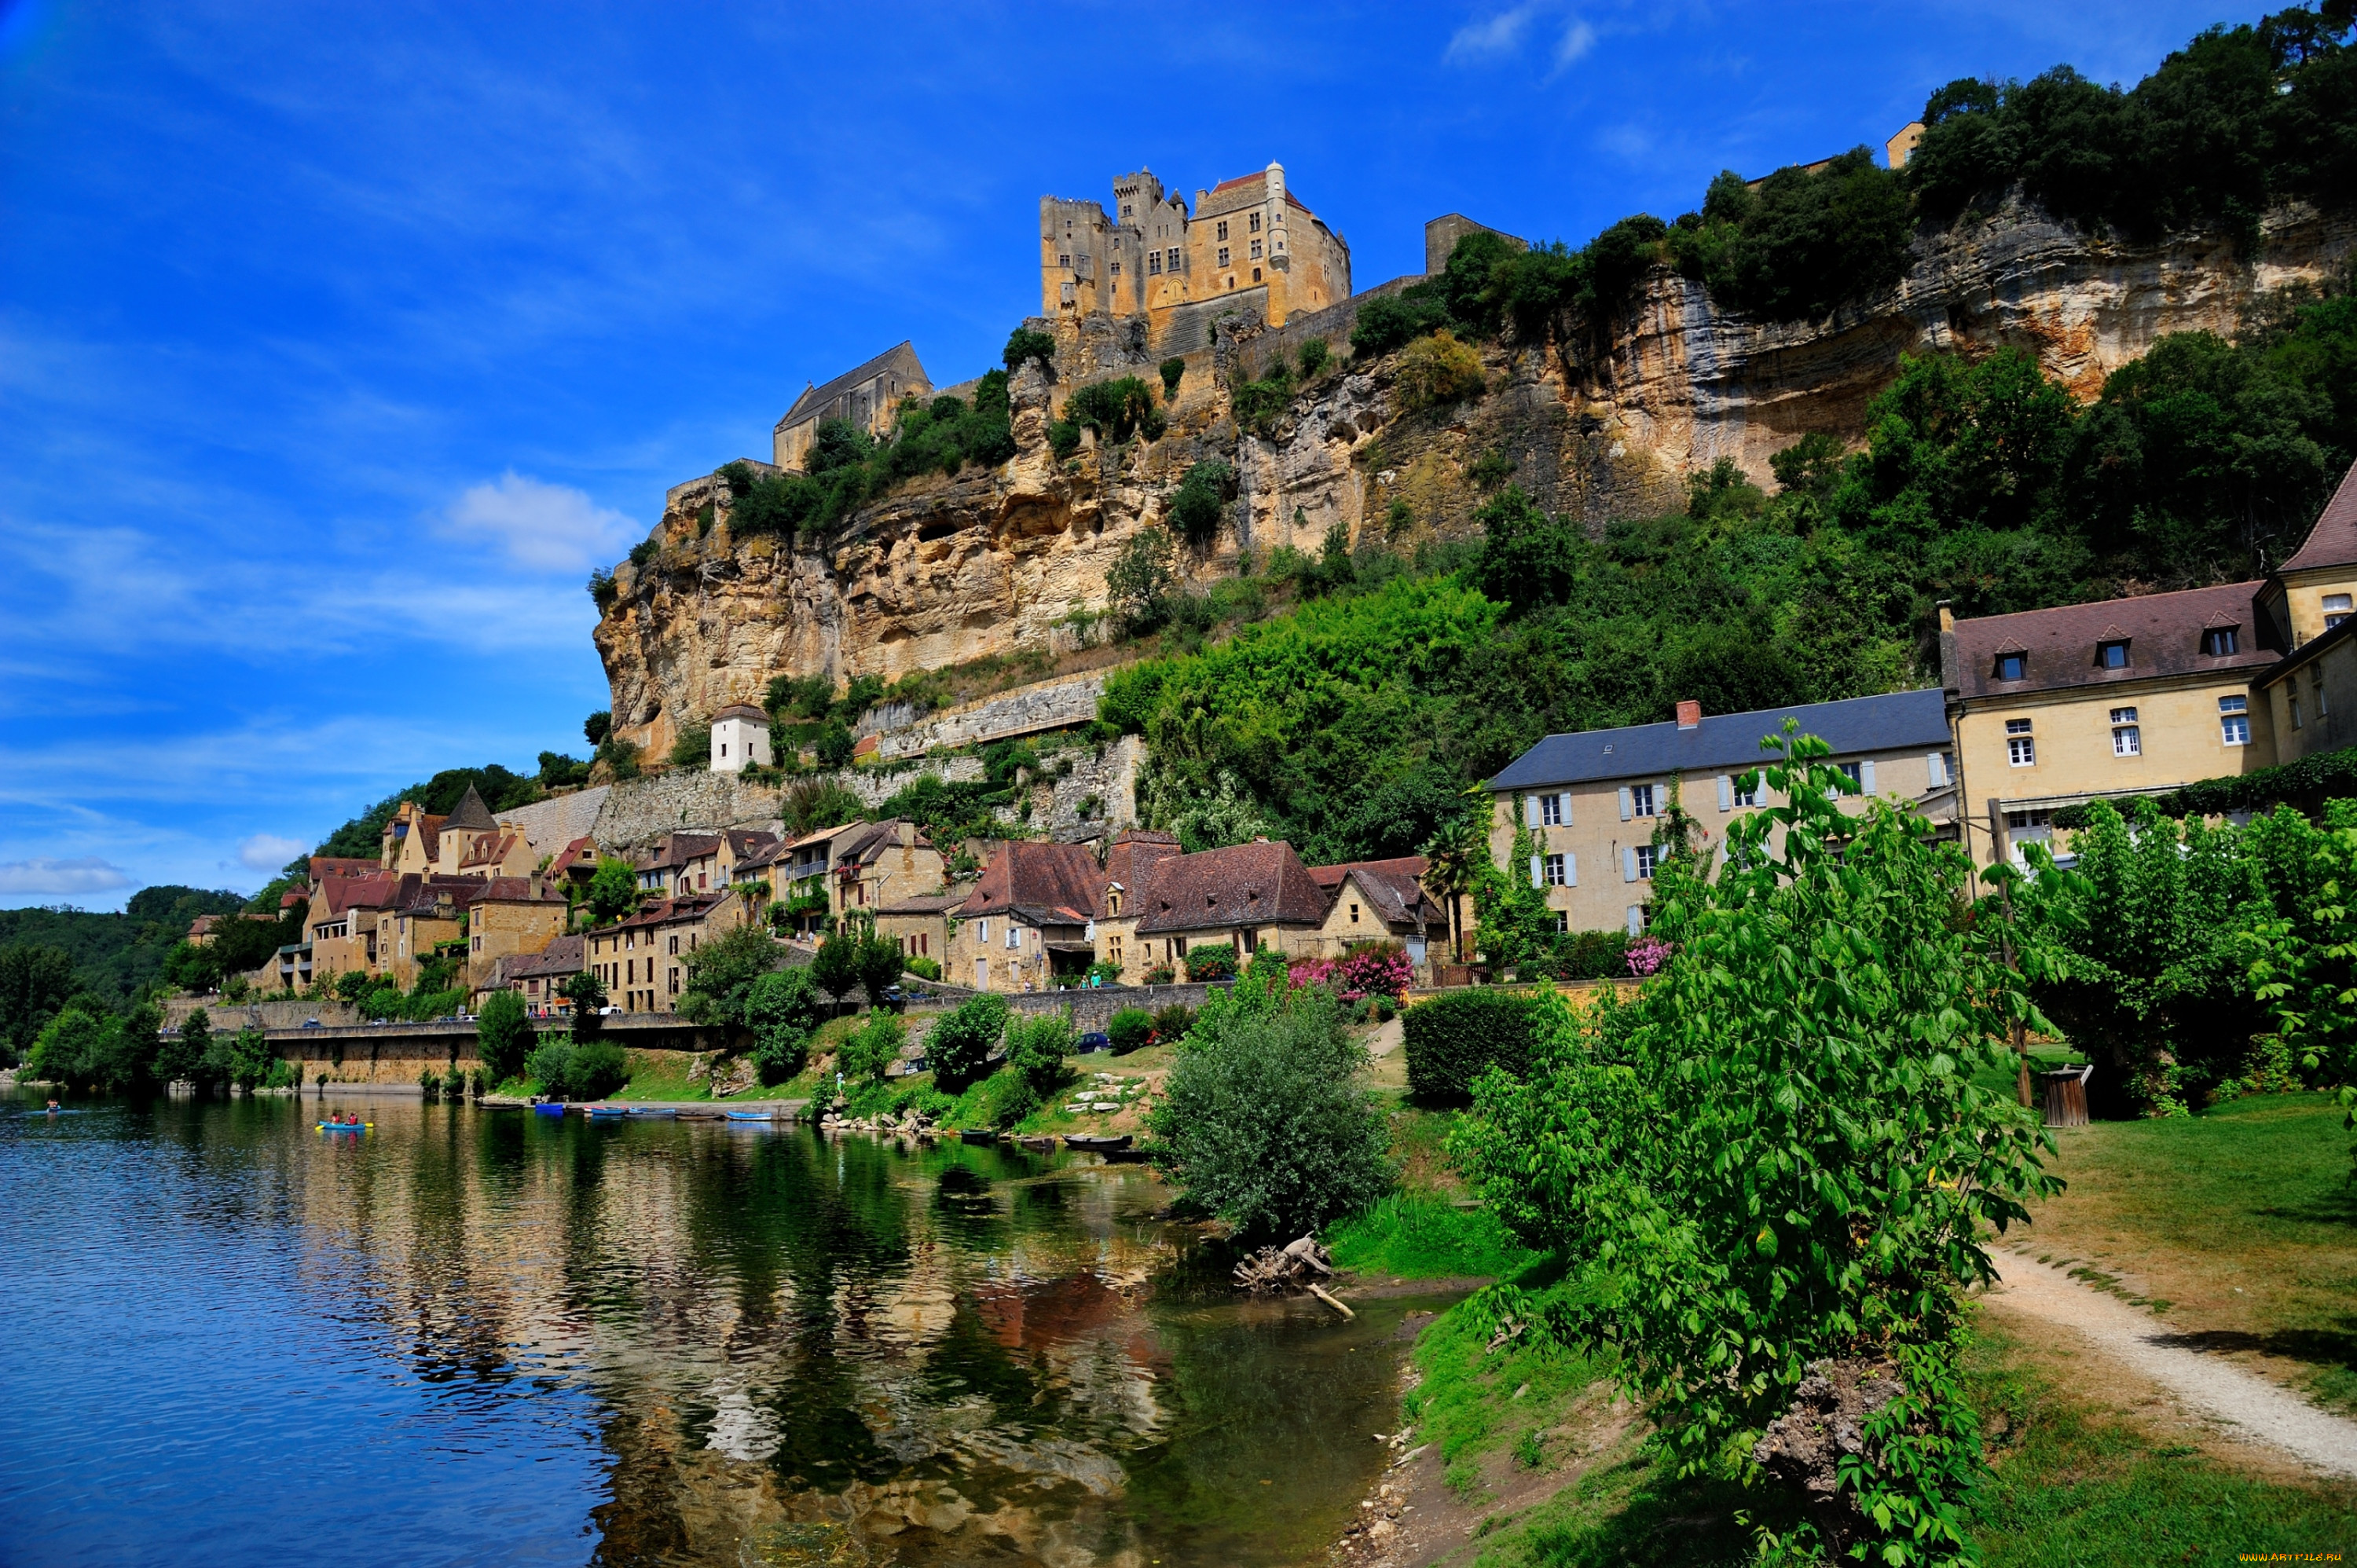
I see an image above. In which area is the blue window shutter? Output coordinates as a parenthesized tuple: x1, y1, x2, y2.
(1565, 852, 1577, 886)
(1927, 752, 1947, 787)
(1622, 847, 1637, 882)
(1618, 787, 1633, 822)
(1860, 759, 1878, 794)
(1717, 775, 1733, 811)
(1625, 905, 1644, 936)
(1528, 855, 1544, 888)
(1523, 795, 1541, 828)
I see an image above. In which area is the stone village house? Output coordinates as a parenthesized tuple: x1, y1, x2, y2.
(582, 891, 753, 1016)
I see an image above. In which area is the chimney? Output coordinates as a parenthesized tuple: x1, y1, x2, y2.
(1937, 599, 1955, 633)
(1676, 699, 1702, 730)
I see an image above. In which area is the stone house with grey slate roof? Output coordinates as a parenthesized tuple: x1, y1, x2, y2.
(772, 342, 931, 472)
(1487, 691, 1958, 937)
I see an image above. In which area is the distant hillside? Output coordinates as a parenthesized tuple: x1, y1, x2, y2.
(0, 885, 247, 1001)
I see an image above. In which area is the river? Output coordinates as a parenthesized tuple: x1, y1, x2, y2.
(0, 1091, 1449, 1567)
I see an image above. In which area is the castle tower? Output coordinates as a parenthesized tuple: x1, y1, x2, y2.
(1266, 161, 1290, 274)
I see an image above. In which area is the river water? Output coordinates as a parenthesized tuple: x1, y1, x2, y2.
(0, 1092, 1447, 1567)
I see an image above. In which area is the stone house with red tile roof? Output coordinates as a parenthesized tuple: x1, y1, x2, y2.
(1305, 855, 1443, 965)
(472, 933, 585, 1016)
(951, 841, 1105, 993)
(1124, 839, 1330, 975)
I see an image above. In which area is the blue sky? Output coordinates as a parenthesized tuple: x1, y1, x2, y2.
(0, 0, 2250, 910)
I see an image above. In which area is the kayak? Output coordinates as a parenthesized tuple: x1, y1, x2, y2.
(316, 1122, 372, 1133)
(532, 1104, 565, 1117)
(724, 1110, 779, 1123)
(585, 1105, 629, 1119)
(627, 1106, 676, 1119)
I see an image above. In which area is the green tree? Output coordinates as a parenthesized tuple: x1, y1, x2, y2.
(744, 967, 826, 1083)
(584, 711, 613, 746)
(1150, 969, 1391, 1241)
(856, 925, 904, 1006)
(1419, 808, 1488, 963)
(669, 723, 712, 768)
(559, 968, 607, 1039)
(1003, 327, 1057, 375)
(1451, 729, 2060, 1560)
(815, 720, 856, 768)
(1165, 460, 1232, 548)
(29, 1003, 115, 1089)
(836, 1008, 904, 1084)
(211, 1025, 277, 1091)
(925, 992, 1011, 1094)
(1105, 527, 1179, 628)
(1004, 1008, 1073, 1097)
(475, 989, 536, 1086)
(809, 929, 862, 1006)
(678, 925, 785, 1031)
(1472, 486, 1579, 617)
(156, 1007, 212, 1086)
(0, 943, 77, 1065)
(583, 858, 640, 925)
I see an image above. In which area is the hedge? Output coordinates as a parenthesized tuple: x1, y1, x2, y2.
(1403, 988, 1541, 1105)
(2049, 742, 2357, 830)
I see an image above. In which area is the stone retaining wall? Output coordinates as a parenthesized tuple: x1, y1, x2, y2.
(872, 672, 1109, 762)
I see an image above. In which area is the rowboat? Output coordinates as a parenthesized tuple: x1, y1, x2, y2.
(959, 1129, 999, 1145)
(585, 1105, 629, 1119)
(724, 1109, 780, 1123)
(1062, 1134, 1132, 1152)
(627, 1106, 677, 1119)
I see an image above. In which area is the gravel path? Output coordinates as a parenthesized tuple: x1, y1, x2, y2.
(1991, 1251, 2357, 1477)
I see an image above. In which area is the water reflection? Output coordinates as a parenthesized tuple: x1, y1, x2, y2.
(0, 1094, 1449, 1567)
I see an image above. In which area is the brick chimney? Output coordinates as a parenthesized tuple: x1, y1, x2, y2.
(1676, 699, 1702, 730)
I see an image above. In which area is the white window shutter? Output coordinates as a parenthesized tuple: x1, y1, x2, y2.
(1626, 905, 1644, 936)
(1860, 759, 1878, 795)
(1564, 852, 1577, 886)
(1622, 846, 1637, 882)
(1618, 787, 1633, 822)
(1528, 855, 1544, 888)
(1927, 752, 1948, 786)
(1523, 795, 1541, 828)
(1717, 775, 1733, 811)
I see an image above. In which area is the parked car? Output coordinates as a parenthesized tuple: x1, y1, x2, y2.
(302, 1019, 322, 1028)
(1076, 1031, 1112, 1055)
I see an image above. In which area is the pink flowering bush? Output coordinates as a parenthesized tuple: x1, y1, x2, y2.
(1625, 935, 1673, 976)
(1287, 947, 1412, 1002)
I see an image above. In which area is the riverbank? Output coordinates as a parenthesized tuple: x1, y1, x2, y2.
(1325, 1101, 2357, 1566)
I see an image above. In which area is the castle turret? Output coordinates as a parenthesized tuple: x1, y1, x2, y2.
(1266, 161, 1290, 273)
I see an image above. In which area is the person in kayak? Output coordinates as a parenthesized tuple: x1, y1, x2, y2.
(46, 1099, 60, 1115)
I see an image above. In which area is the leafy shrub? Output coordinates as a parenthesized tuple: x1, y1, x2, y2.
(596, 735, 641, 782)
(1005, 1009, 1073, 1100)
(628, 538, 660, 569)
(1003, 327, 1057, 374)
(679, 925, 783, 1031)
(810, 930, 862, 1002)
(475, 990, 535, 1086)
(588, 570, 618, 612)
(1064, 376, 1160, 442)
(559, 968, 607, 1035)
(1165, 460, 1232, 547)
(1297, 338, 1329, 377)
(745, 966, 825, 1083)
(1141, 965, 1176, 986)
(1351, 288, 1454, 359)
(836, 1009, 904, 1084)
(526, 1038, 623, 1101)
(1544, 929, 1630, 981)
(1150, 1002, 1193, 1042)
(1664, 152, 1912, 321)
(1105, 527, 1179, 628)
(1402, 987, 1540, 1105)
(1049, 419, 1082, 460)
(1160, 357, 1186, 398)
(1151, 973, 1392, 1240)
(1106, 1006, 1155, 1054)
(1452, 732, 2058, 1561)
(904, 954, 941, 981)
(536, 749, 592, 789)
(1230, 365, 1293, 437)
(925, 992, 1011, 1093)
(669, 723, 711, 769)
(1181, 943, 1237, 982)
(1395, 331, 1486, 411)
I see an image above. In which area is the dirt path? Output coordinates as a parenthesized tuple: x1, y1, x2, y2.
(1992, 1250, 2357, 1478)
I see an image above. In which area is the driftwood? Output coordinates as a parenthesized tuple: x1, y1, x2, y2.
(1234, 1235, 1337, 1296)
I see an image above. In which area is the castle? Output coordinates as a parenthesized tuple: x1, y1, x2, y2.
(1039, 163, 1351, 351)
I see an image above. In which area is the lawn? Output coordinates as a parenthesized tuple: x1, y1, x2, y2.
(2015, 1090, 2357, 1412)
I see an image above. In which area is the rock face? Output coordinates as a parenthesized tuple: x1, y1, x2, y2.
(596, 203, 2355, 750)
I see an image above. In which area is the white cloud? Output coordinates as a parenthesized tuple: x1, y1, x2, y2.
(1555, 20, 1596, 68)
(1446, 5, 1541, 63)
(237, 832, 307, 872)
(444, 471, 636, 573)
(0, 856, 133, 896)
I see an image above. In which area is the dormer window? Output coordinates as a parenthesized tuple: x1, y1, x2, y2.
(2203, 626, 2242, 656)
(2098, 640, 2129, 669)
(1995, 652, 2026, 682)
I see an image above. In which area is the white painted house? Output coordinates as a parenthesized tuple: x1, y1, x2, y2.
(709, 704, 772, 773)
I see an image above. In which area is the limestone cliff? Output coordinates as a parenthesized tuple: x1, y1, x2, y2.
(596, 200, 2355, 753)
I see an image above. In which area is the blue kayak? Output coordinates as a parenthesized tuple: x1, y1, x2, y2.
(532, 1104, 565, 1117)
(724, 1110, 779, 1123)
(585, 1106, 629, 1119)
(316, 1122, 371, 1133)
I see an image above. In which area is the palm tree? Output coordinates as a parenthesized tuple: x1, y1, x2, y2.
(1420, 807, 1490, 965)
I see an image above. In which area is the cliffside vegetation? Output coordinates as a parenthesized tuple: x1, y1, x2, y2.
(1356, 5, 2357, 342)
(1112, 279, 2357, 866)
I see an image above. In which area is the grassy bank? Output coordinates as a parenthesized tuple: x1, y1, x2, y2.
(1338, 1097, 2357, 1563)
(2016, 1090, 2357, 1412)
